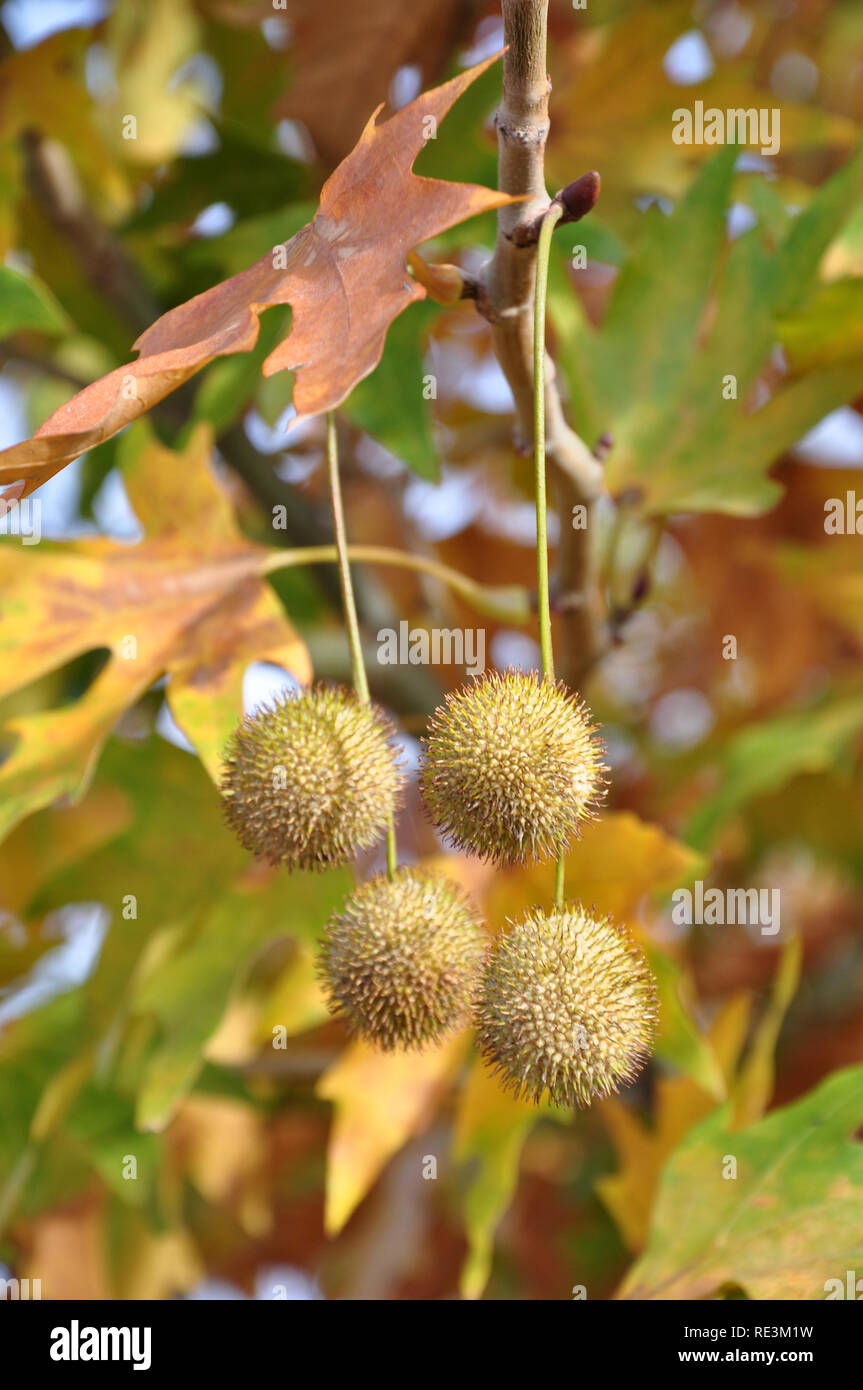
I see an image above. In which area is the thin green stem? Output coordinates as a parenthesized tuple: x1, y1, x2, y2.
(534, 200, 563, 682)
(326, 413, 370, 707)
(554, 854, 566, 911)
(325, 412, 396, 879)
(535, 201, 566, 905)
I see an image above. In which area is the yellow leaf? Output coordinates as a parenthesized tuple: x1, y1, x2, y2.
(22, 1197, 110, 1300)
(105, 0, 205, 164)
(317, 1031, 468, 1235)
(486, 810, 704, 929)
(258, 942, 330, 1043)
(172, 1096, 270, 1236)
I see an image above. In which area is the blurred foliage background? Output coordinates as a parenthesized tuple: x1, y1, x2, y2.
(1, 0, 863, 1301)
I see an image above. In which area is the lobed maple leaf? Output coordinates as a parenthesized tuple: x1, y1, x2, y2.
(551, 140, 863, 516)
(0, 54, 513, 504)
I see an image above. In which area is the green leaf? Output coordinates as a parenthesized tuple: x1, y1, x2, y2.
(0, 266, 70, 339)
(687, 691, 863, 850)
(0, 996, 87, 1226)
(452, 1053, 541, 1299)
(552, 142, 863, 515)
(132, 869, 349, 1131)
(778, 279, 863, 371)
(191, 306, 291, 434)
(123, 131, 310, 233)
(344, 302, 439, 479)
(731, 935, 802, 1129)
(64, 1085, 161, 1208)
(648, 946, 726, 1101)
(619, 1065, 863, 1300)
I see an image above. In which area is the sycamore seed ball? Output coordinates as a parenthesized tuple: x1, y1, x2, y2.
(420, 670, 607, 866)
(475, 905, 658, 1108)
(319, 868, 486, 1050)
(221, 686, 403, 870)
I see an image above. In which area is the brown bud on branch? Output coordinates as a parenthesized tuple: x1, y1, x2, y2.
(509, 170, 601, 247)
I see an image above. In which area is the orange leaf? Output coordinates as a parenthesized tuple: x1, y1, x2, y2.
(0, 55, 514, 501)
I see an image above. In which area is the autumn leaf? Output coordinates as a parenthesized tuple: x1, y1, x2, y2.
(547, 6, 857, 213)
(730, 935, 803, 1129)
(317, 1031, 469, 1236)
(599, 936, 801, 1253)
(102, 0, 207, 165)
(686, 690, 863, 850)
(0, 422, 309, 839)
(551, 140, 863, 515)
(618, 1065, 863, 1300)
(19, 1196, 202, 1301)
(0, 29, 131, 229)
(485, 810, 704, 928)
(778, 279, 863, 371)
(0, 55, 513, 502)
(598, 994, 753, 1254)
(171, 1096, 269, 1232)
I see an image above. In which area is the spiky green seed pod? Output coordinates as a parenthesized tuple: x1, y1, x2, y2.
(221, 686, 403, 870)
(474, 905, 657, 1108)
(419, 670, 606, 866)
(319, 868, 486, 1050)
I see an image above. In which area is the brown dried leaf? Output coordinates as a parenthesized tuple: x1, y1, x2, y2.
(276, 0, 470, 166)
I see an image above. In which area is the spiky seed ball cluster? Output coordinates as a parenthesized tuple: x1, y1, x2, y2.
(221, 686, 403, 870)
(419, 670, 607, 866)
(319, 868, 486, 1050)
(475, 905, 658, 1109)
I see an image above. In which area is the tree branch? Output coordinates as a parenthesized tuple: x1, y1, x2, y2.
(482, 0, 604, 686)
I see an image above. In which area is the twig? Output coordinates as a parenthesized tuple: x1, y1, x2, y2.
(261, 543, 532, 623)
(482, 0, 604, 687)
(0, 347, 91, 392)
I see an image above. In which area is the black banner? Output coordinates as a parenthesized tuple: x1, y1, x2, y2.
(1, 1296, 858, 1376)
